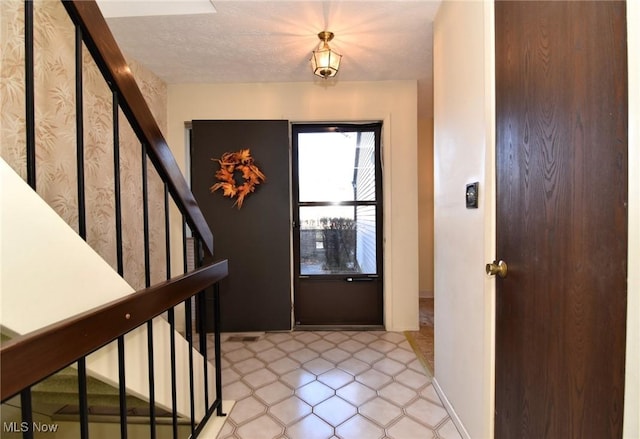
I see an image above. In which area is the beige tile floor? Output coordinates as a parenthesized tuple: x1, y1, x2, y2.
(211, 330, 461, 439)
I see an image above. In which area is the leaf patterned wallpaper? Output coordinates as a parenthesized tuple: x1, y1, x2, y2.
(1, 0, 170, 290)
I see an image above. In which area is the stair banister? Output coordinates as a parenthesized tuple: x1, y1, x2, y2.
(0, 260, 228, 403)
(62, 0, 213, 255)
(2, 1, 227, 435)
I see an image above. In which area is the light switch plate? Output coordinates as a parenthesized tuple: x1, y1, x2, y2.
(466, 182, 479, 208)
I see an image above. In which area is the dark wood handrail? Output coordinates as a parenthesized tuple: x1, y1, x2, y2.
(61, 0, 213, 255)
(0, 259, 228, 402)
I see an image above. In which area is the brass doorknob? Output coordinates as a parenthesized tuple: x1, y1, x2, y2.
(486, 260, 508, 278)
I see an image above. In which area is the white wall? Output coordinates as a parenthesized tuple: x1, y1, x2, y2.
(167, 80, 419, 332)
(433, 1, 639, 438)
(0, 159, 133, 333)
(625, 0, 640, 437)
(0, 158, 214, 420)
(433, 1, 494, 438)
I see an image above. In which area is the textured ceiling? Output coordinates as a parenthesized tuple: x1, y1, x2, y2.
(99, 1, 441, 117)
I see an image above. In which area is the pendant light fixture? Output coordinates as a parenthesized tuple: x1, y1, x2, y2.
(311, 31, 342, 79)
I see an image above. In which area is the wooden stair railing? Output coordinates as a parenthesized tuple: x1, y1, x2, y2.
(61, 0, 213, 254)
(0, 260, 228, 403)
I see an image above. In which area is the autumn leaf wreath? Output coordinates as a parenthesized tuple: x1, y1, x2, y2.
(210, 149, 266, 209)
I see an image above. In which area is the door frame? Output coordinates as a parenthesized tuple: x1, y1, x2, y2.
(291, 122, 385, 328)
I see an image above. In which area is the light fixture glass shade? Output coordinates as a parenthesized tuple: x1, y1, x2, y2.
(311, 32, 342, 78)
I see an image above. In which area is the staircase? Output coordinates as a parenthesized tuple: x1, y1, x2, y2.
(0, 1, 228, 437)
(30, 368, 157, 420)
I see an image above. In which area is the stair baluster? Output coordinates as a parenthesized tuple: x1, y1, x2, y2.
(1, 1, 228, 437)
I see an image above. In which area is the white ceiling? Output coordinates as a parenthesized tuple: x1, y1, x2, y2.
(98, 1, 441, 117)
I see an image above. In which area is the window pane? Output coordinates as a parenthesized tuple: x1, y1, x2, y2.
(299, 206, 377, 275)
(297, 131, 376, 202)
(355, 205, 377, 274)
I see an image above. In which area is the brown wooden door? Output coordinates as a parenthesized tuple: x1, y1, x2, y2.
(191, 120, 292, 332)
(494, 2, 627, 438)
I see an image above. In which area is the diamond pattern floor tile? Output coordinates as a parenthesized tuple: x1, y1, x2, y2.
(335, 414, 385, 439)
(354, 347, 385, 363)
(279, 369, 315, 389)
(254, 381, 293, 405)
(229, 396, 266, 424)
(288, 347, 319, 363)
(313, 396, 356, 426)
(378, 381, 419, 406)
(336, 381, 377, 406)
(235, 414, 283, 439)
(321, 347, 352, 364)
(269, 396, 312, 426)
(388, 416, 438, 439)
(296, 381, 334, 406)
(405, 398, 450, 428)
(356, 368, 392, 389)
(257, 347, 287, 363)
(302, 357, 334, 375)
(373, 358, 407, 375)
(318, 369, 354, 390)
(217, 331, 460, 439)
(247, 339, 275, 353)
(243, 368, 278, 388)
(360, 397, 403, 427)
(287, 414, 333, 439)
(337, 357, 370, 376)
(438, 419, 464, 439)
(268, 356, 300, 375)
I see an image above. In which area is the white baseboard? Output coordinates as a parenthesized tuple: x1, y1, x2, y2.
(433, 378, 471, 439)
